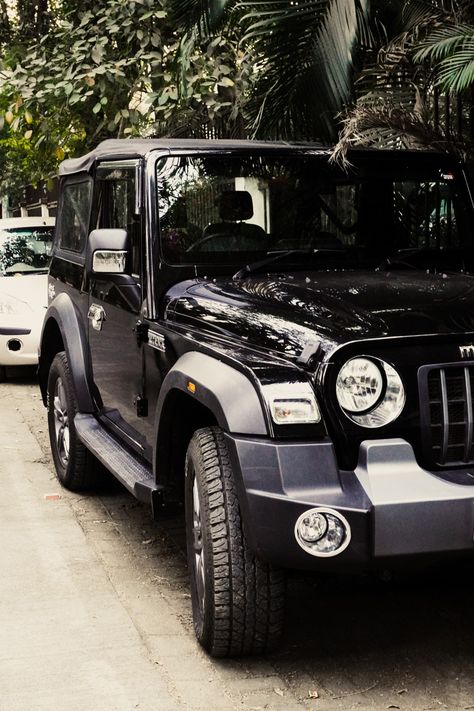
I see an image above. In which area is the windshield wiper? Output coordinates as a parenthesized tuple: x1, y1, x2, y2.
(232, 248, 345, 280)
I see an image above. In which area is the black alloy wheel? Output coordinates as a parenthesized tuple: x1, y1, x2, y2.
(47, 351, 98, 490)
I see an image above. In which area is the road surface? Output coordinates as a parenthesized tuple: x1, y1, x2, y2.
(1, 369, 474, 711)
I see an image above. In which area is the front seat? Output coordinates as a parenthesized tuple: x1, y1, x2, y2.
(202, 190, 268, 251)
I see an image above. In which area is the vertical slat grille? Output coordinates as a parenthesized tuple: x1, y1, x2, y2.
(427, 366, 474, 465)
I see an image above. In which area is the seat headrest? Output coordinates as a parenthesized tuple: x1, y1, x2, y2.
(218, 191, 253, 221)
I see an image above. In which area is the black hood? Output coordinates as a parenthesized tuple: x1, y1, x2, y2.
(168, 270, 474, 360)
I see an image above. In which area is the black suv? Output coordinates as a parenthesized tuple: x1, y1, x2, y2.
(39, 139, 474, 656)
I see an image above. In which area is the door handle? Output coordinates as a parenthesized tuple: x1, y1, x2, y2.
(88, 303, 106, 331)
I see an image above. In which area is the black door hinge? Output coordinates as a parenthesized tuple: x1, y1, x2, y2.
(135, 321, 149, 345)
(134, 395, 148, 417)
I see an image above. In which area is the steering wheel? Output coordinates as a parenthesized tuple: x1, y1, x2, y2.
(186, 232, 238, 253)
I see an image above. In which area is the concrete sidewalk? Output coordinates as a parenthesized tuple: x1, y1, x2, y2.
(0, 381, 307, 711)
(0, 393, 184, 711)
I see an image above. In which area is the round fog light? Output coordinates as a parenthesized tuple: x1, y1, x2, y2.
(294, 507, 351, 558)
(299, 512, 328, 542)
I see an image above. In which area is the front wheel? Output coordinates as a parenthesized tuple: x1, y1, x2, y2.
(185, 427, 286, 657)
(47, 351, 99, 490)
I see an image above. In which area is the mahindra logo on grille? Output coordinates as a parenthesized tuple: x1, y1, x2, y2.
(460, 345, 474, 359)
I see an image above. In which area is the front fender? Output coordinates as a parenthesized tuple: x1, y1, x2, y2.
(39, 292, 95, 412)
(154, 350, 268, 437)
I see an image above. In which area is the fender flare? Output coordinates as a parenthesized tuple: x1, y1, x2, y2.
(154, 350, 268, 439)
(39, 292, 95, 412)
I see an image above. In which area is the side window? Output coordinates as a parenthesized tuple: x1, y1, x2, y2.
(93, 163, 141, 277)
(58, 179, 92, 253)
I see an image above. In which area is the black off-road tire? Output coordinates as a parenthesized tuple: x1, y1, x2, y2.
(47, 351, 99, 491)
(185, 426, 286, 657)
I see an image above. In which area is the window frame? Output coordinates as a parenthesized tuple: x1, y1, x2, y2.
(91, 159, 144, 282)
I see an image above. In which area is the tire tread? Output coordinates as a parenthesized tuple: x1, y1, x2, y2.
(186, 426, 285, 657)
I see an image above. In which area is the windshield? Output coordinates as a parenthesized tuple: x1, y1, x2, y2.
(0, 226, 54, 274)
(156, 153, 473, 273)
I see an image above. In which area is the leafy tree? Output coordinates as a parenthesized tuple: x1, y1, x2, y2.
(1, 1, 168, 146)
(0, 0, 253, 188)
(0, 0, 171, 187)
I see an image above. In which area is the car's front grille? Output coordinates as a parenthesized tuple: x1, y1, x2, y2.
(421, 365, 474, 466)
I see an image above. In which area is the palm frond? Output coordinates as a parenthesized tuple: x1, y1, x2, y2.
(236, 0, 369, 141)
(332, 103, 473, 167)
(401, 0, 447, 33)
(414, 23, 474, 92)
(166, 0, 233, 35)
(414, 23, 474, 60)
(352, 2, 455, 121)
(436, 50, 474, 91)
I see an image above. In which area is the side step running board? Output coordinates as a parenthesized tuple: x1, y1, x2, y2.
(74, 413, 163, 511)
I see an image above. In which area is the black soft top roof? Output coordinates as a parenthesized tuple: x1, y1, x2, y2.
(58, 138, 331, 175)
(58, 138, 457, 177)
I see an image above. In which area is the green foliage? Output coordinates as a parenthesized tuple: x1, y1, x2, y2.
(1, 0, 168, 141)
(0, 1, 180, 189)
(333, 0, 474, 160)
(164, 0, 255, 137)
(151, 31, 254, 137)
(167, 0, 232, 33)
(3, 0, 474, 193)
(0, 0, 254, 189)
(237, 0, 370, 141)
(168, 0, 372, 142)
(414, 23, 474, 93)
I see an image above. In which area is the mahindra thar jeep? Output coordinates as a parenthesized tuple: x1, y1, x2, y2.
(39, 139, 474, 656)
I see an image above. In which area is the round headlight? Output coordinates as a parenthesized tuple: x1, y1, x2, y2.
(336, 357, 383, 413)
(336, 356, 405, 428)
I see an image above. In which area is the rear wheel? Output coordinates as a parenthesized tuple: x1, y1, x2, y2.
(185, 426, 286, 657)
(47, 351, 99, 490)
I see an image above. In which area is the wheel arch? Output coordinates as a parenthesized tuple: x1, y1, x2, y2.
(39, 293, 95, 412)
(153, 351, 268, 491)
(155, 388, 218, 497)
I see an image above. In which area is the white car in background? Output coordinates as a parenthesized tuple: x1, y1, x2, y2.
(0, 217, 55, 380)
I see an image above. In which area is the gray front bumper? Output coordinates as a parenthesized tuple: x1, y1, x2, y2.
(356, 439, 474, 557)
(226, 434, 474, 569)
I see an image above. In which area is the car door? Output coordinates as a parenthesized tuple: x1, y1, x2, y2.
(87, 160, 147, 452)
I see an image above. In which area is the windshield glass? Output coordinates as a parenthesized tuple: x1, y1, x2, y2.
(0, 226, 54, 274)
(156, 153, 473, 272)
